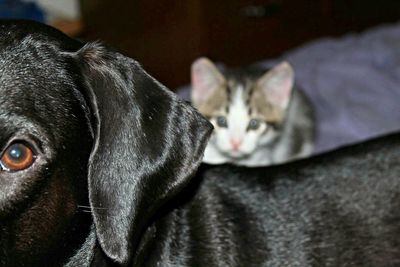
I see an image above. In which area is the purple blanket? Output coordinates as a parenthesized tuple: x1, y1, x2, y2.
(177, 22, 400, 154)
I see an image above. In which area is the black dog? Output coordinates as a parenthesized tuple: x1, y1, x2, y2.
(0, 20, 212, 266)
(1, 20, 400, 267)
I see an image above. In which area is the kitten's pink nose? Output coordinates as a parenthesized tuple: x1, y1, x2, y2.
(230, 139, 242, 151)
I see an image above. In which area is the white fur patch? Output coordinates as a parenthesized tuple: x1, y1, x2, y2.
(203, 86, 278, 166)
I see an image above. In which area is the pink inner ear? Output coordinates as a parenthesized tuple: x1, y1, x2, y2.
(273, 78, 292, 107)
(259, 62, 294, 110)
(191, 59, 222, 103)
(191, 67, 206, 93)
(191, 66, 209, 102)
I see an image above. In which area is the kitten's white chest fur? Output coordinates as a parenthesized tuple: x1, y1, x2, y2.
(191, 58, 315, 167)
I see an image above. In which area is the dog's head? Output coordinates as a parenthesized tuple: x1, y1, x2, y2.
(0, 20, 212, 266)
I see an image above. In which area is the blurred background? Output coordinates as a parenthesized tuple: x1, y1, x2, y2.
(1, 0, 400, 154)
(84, 0, 400, 89)
(2, 0, 400, 89)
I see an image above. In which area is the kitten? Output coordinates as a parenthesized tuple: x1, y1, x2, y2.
(191, 58, 315, 167)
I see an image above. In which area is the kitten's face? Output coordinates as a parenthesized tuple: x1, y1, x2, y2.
(207, 81, 276, 158)
(191, 58, 293, 160)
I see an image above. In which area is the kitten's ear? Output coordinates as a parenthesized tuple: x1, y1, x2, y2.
(191, 57, 225, 107)
(257, 61, 294, 110)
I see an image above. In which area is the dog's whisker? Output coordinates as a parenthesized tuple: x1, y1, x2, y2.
(77, 205, 91, 208)
(76, 209, 123, 217)
(77, 205, 108, 210)
(78, 210, 93, 213)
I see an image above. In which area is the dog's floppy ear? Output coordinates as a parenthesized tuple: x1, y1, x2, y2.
(70, 43, 212, 265)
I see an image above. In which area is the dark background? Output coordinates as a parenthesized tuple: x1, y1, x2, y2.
(79, 0, 400, 89)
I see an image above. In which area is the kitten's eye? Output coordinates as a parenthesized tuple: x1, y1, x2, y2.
(248, 118, 261, 130)
(216, 116, 228, 128)
(0, 143, 35, 172)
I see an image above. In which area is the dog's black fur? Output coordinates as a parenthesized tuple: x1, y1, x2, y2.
(0, 20, 212, 266)
(1, 20, 400, 267)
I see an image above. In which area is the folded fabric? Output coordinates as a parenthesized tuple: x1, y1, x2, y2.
(177, 22, 400, 154)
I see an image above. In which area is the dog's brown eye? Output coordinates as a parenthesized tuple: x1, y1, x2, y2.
(1, 143, 35, 171)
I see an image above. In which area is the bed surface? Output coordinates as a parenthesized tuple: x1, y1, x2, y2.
(177, 22, 400, 154)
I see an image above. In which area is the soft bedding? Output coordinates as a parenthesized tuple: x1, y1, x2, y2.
(177, 22, 400, 154)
